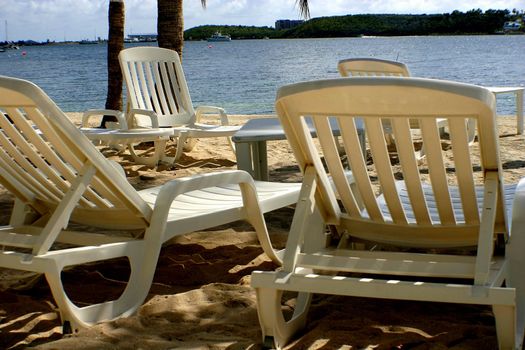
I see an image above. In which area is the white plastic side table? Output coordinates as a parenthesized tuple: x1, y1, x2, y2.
(232, 117, 365, 181)
(487, 87, 524, 134)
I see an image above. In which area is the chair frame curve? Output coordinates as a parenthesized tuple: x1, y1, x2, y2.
(0, 75, 300, 332)
(251, 77, 524, 350)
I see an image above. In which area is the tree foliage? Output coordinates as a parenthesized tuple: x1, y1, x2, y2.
(185, 9, 513, 40)
(184, 25, 278, 40)
(286, 9, 511, 37)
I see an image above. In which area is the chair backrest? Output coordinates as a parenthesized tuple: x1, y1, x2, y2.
(0, 76, 152, 236)
(337, 58, 410, 77)
(119, 46, 195, 128)
(276, 77, 504, 247)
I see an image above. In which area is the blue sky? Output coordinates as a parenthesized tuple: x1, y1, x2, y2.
(1, 0, 523, 42)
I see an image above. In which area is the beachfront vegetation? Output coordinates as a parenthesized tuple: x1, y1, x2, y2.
(289, 10, 510, 37)
(185, 9, 516, 40)
(185, 25, 277, 40)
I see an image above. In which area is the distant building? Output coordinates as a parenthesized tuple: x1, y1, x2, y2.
(503, 21, 522, 31)
(275, 19, 304, 30)
(126, 34, 157, 42)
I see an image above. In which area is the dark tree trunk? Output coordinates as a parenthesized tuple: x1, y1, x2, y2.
(102, 0, 125, 128)
(157, 0, 184, 61)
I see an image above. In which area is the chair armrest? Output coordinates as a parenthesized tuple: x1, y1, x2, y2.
(82, 109, 127, 129)
(108, 160, 127, 178)
(144, 170, 282, 264)
(128, 108, 160, 128)
(194, 106, 229, 125)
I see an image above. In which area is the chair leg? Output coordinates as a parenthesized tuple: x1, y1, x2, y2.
(254, 287, 312, 350)
(466, 118, 477, 145)
(173, 134, 189, 161)
(492, 305, 517, 350)
(128, 139, 168, 167)
(227, 136, 235, 154)
(507, 222, 525, 349)
(43, 241, 159, 332)
(182, 137, 198, 152)
(504, 237, 525, 349)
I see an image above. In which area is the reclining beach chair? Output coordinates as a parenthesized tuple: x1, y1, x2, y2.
(337, 58, 475, 159)
(337, 57, 411, 77)
(0, 76, 301, 332)
(251, 77, 524, 349)
(83, 47, 241, 165)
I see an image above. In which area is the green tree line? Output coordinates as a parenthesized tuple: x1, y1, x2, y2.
(185, 9, 516, 40)
(185, 25, 278, 40)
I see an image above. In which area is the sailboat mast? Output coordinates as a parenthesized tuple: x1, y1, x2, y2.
(5, 20, 7, 42)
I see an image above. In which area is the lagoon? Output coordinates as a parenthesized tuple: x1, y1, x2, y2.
(0, 35, 523, 114)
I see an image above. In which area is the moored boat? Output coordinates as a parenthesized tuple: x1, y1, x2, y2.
(207, 32, 231, 42)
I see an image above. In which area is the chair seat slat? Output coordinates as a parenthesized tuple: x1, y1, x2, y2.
(366, 117, 408, 224)
(0, 122, 63, 202)
(0, 230, 38, 248)
(392, 118, 431, 224)
(155, 62, 172, 115)
(448, 118, 479, 224)
(313, 116, 361, 216)
(338, 117, 383, 220)
(3, 108, 75, 197)
(163, 62, 180, 115)
(146, 61, 164, 114)
(24, 108, 114, 208)
(297, 252, 476, 278)
(419, 118, 457, 224)
(137, 62, 153, 111)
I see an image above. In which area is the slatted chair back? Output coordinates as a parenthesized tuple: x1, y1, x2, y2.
(338, 58, 410, 77)
(276, 77, 503, 248)
(0, 76, 153, 255)
(119, 46, 195, 128)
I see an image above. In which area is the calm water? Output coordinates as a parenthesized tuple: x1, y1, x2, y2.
(0, 36, 523, 114)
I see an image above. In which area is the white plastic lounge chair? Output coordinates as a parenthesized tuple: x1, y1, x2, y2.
(251, 77, 524, 349)
(119, 46, 240, 164)
(81, 47, 240, 167)
(337, 58, 475, 159)
(0, 75, 301, 333)
(337, 57, 411, 77)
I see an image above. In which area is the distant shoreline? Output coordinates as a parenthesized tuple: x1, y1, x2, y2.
(184, 10, 520, 41)
(6, 9, 522, 45)
(7, 30, 524, 47)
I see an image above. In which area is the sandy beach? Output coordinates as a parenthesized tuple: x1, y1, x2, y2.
(0, 114, 523, 350)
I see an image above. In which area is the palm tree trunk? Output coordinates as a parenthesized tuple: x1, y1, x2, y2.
(103, 0, 125, 127)
(157, 0, 184, 60)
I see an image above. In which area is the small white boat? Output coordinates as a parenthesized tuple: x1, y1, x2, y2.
(207, 32, 231, 42)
